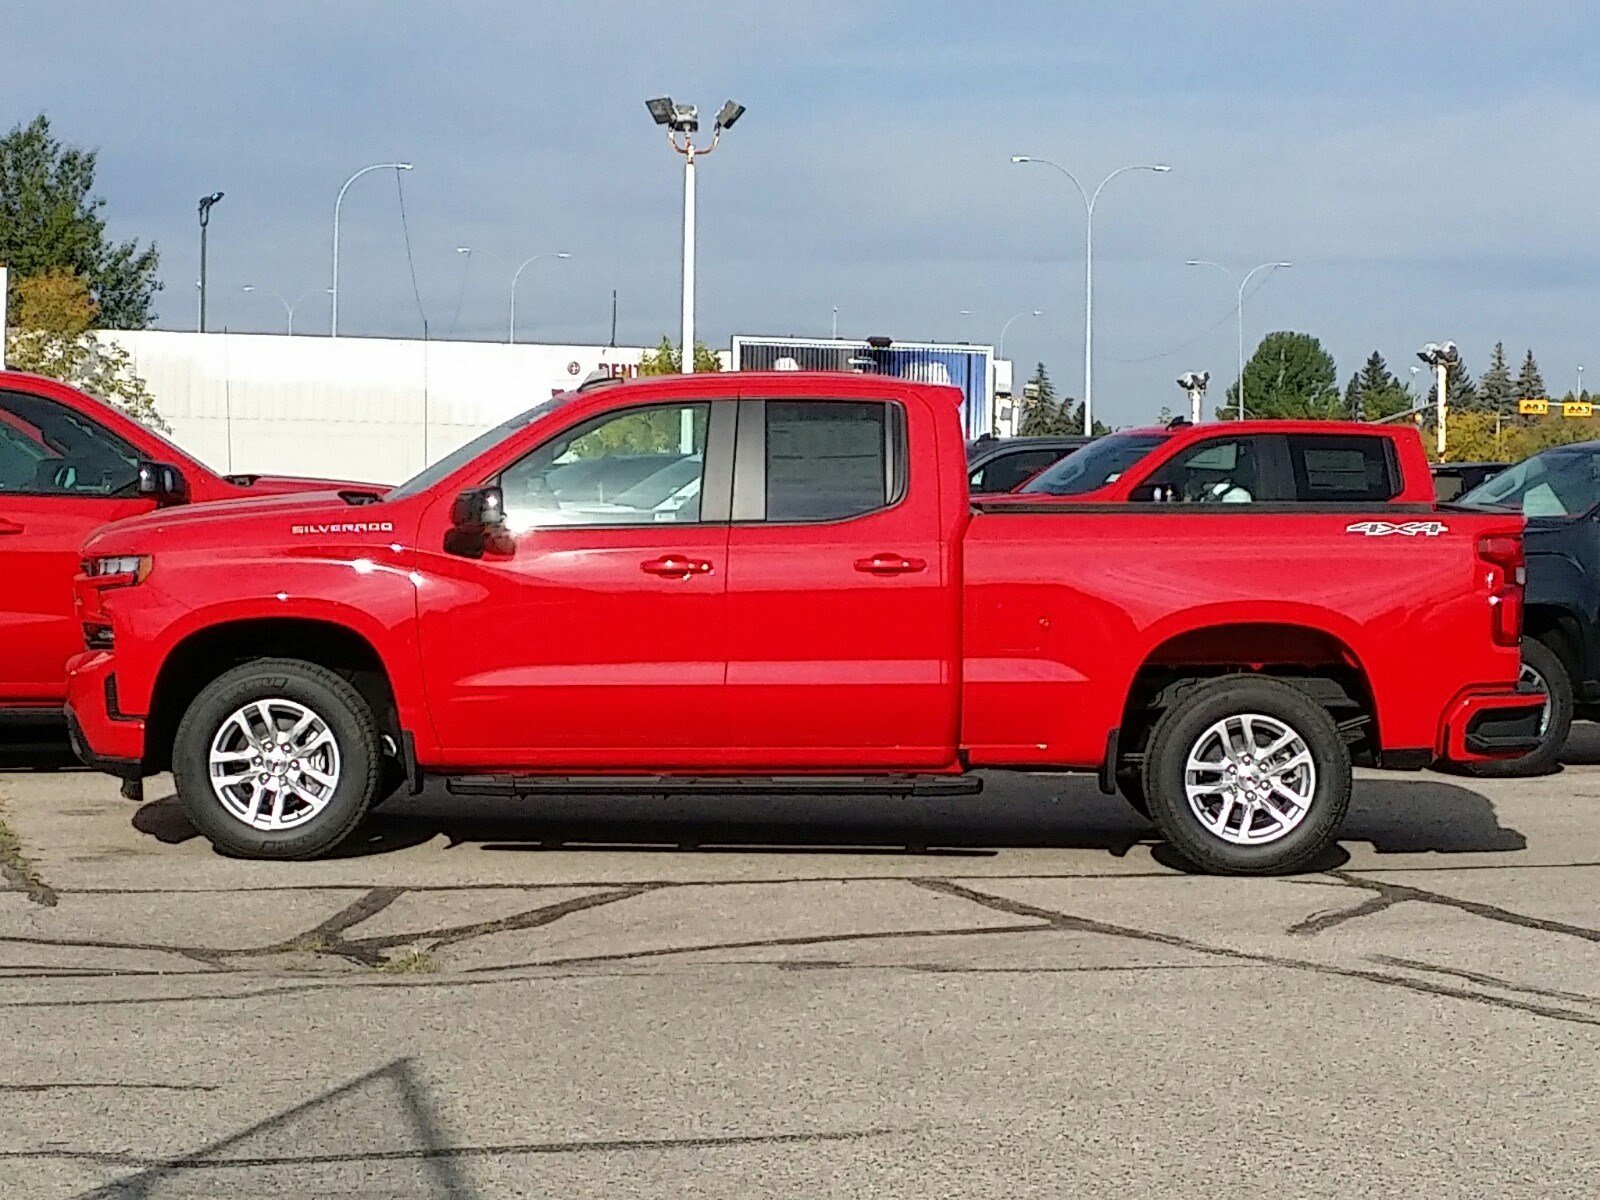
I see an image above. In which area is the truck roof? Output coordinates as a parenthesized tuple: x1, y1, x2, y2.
(1118, 419, 1412, 438)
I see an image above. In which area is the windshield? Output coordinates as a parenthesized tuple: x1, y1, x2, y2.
(1458, 448, 1600, 518)
(1017, 433, 1166, 496)
(385, 394, 574, 501)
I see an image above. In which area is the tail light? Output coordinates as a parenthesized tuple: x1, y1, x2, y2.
(1477, 533, 1525, 647)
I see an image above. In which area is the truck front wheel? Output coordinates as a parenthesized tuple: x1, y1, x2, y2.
(1142, 677, 1351, 875)
(172, 658, 382, 860)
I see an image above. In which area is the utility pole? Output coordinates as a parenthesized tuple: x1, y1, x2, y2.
(1418, 341, 1458, 458)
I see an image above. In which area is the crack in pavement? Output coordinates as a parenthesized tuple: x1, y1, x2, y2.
(1369, 955, 1600, 1007)
(910, 878, 1600, 1029)
(1288, 869, 1600, 943)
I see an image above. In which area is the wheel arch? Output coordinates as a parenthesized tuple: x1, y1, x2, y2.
(144, 617, 402, 773)
(1116, 620, 1379, 770)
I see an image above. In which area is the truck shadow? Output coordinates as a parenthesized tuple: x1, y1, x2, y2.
(132, 771, 1525, 866)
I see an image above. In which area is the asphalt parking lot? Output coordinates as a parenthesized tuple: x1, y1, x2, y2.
(0, 736, 1596, 1199)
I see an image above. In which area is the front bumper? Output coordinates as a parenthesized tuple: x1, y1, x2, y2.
(1438, 686, 1547, 763)
(64, 650, 147, 779)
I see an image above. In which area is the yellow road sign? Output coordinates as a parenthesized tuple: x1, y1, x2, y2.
(1564, 400, 1593, 418)
(1519, 399, 1550, 415)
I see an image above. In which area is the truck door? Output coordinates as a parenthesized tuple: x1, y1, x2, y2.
(415, 398, 735, 766)
(722, 395, 959, 769)
(0, 389, 153, 706)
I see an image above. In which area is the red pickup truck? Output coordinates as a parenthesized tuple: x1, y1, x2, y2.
(0, 370, 372, 719)
(1008, 419, 1435, 505)
(66, 372, 1541, 874)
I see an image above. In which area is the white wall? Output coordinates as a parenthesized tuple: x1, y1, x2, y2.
(99, 330, 649, 485)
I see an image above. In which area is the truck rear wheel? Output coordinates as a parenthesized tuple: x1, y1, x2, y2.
(1467, 636, 1573, 778)
(1142, 677, 1350, 875)
(172, 658, 382, 860)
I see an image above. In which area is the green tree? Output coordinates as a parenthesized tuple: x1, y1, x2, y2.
(1226, 331, 1339, 418)
(1018, 363, 1077, 434)
(1513, 348, 1546, 403)
(1426, 354, 1477, 415)
(1476, 341, 1513, 415)
(1342, 350, 1411, 421)
(4, 270, 165, 429)
(0, 115, 160, 328)
(638, 335, 721, 375)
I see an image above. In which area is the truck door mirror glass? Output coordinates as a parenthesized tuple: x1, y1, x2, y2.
(445, 486, 511, 560)
(136, 461, 187, 505)
(451, 486, 506, 530)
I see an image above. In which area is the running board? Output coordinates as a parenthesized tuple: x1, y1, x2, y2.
(444, 774, 983, 798)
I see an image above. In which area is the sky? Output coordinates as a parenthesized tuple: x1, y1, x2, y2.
(4, 0, 1599, 427)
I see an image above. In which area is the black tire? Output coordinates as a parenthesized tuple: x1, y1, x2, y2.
(172, 658, 382, 860)
(1115, 769, 1151, 820)
(1466, 635, 1573, 778)
(1142, 676, 1351, 875)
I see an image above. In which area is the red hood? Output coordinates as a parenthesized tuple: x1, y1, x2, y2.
(221, 472, 384, 497)
(82, 489, 410, 557)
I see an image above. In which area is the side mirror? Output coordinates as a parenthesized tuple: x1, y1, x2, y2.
(451, 486, 506, 530)
(445, 486, 511, 560)
(137, 461, 187, 506)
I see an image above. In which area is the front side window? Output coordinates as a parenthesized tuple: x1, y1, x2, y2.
(497, 402, 709, 530)
(1459, 449, 1600, 518)
(766, 400, 899, 522)
(1138, 437, 1265, 504)
(1019, 433, 1165, 496)
(0, 390, 141, 496)
(1288, 435, 1398, 502)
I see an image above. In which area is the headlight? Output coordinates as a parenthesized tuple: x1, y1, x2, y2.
(83, 555, 153, 584)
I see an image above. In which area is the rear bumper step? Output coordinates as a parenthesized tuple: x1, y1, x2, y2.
(444, 774, 983, 798)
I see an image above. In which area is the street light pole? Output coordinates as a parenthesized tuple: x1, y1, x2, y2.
(1012, 157, 1170, 434)
(196, 192, 223, 333)
(1185, 259, 1292, 419)
(243, 286, 332, 335)
(508, 252, 573, 343)
(647, 97, 746, 374)
(997, 309, 1042, 359)
(331, 162, 413, 337)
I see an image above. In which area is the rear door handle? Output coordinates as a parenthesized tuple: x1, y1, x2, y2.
(0, 520, 22, 536)
(854, 553, 927, 575)
(641, 555, 715, 580)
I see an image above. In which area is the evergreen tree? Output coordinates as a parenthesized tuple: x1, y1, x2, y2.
(1226, 331, 1340, 418)
(1343, 350, 1411, 421)
(1019, 363, 1079, 435)
(0, 115, 160, 328)
(1513, 349, 1546, 403)
(1477, 341, 1513, 414)
(1426, 355, 1477, 414)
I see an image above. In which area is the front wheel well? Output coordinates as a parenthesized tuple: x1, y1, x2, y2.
(144, 619, 399, 773)
(1115, 623, 1378, 771)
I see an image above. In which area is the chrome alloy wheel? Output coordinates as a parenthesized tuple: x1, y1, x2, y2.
(1520, 661, 1552, 737)
(1184, 713, 1316, 846)
(208, 699, 341, 831)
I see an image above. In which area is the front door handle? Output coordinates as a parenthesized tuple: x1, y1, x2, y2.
(854, 553, 927, 575)
(0, 519, 22, 536)
(641, 555, 714, 580)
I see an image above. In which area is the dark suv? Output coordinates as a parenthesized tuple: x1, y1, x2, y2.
(966, 435, 1089, 495)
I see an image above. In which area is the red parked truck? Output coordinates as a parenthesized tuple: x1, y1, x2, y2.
(1007, 418, 1436, 505)
(0, 370, 375, 720)
(66, 372, 1541, 874)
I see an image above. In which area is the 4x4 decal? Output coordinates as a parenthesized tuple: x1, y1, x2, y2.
(1345, 520, 1448, 537)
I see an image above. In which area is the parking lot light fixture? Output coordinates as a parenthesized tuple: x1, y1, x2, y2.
(646, 96, 746, 373)
(331, 162, 414, 337)
(1186, 260, 1292, 419)
(509, 253, 573, 343)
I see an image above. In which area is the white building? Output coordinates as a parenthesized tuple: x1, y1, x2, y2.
(99, 330, 652, 485)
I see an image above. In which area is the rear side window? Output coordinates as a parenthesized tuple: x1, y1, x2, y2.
(766, 400, 903, 522)
(1288, 435, 1398, 502)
